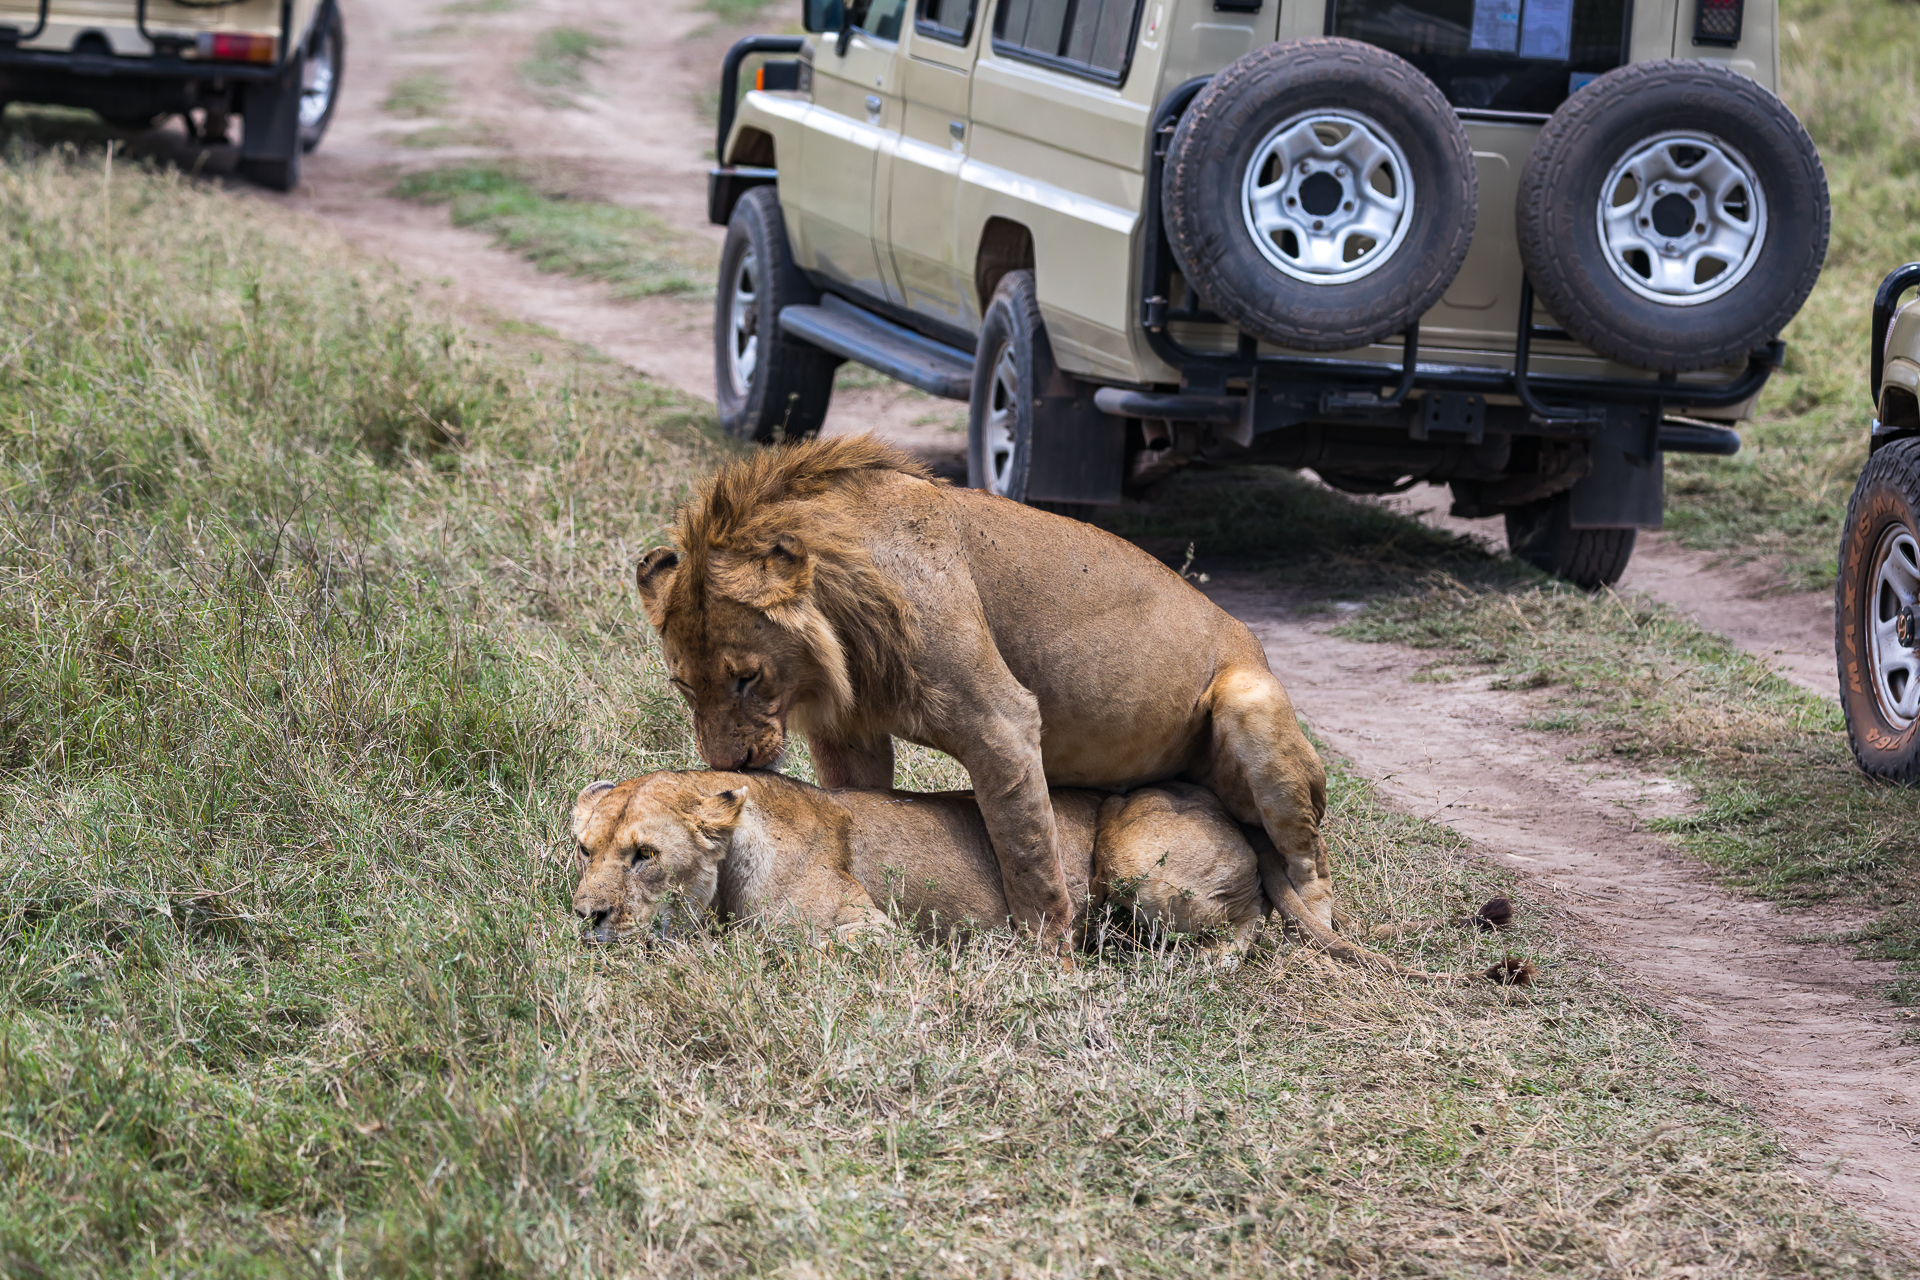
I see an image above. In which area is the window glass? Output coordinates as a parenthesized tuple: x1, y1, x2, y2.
(917, 0, 977, 40)
(1330, 0, 1628, 113)
(854, 0, 910, 41)
(994, 0, 1141, 80)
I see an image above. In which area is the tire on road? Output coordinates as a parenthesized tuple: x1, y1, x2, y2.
(299, 2, 345, 154)
(1162, 37, 1476, 353)
(713, 184, 838, 443)
(969, 269, 1047, 503)
(1516, 60, 1829, 374)
(1836, 436, 1920, 782)
(1504, 490, 1636, 589)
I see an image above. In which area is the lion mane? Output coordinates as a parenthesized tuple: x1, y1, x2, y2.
(660, 436, 936, 723)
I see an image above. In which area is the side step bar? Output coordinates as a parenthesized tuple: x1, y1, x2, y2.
(778, 295, 974, 401)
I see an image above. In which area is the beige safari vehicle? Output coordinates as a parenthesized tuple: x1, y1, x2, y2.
(0, 0, 342, 190)
(708, 0, 1826, 586)
(1837, 263, 1920, 781)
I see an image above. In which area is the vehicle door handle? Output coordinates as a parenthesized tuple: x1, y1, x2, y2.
(865, 94, 882, 117)
(949, 119, 965, 141)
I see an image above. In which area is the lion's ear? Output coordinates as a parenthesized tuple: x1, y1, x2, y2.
(711, 534, 811, 610)
(635, 548, 680, 627)
(571, 779, 619, 841)
(692, 787, 748, 838)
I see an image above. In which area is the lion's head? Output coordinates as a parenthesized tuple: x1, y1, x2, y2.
(570, 774, 748, 942)
(635, 436, 928, 771)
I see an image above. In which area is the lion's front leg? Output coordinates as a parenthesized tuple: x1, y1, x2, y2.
(944, 699, 1075, 944)
(808, 731, 895, 789)
(1190, 666, 1335, 930)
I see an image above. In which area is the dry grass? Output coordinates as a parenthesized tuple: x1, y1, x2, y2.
(0, 148, 1906, 1275)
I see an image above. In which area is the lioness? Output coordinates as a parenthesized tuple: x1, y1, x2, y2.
(570, 772, 1269, 954)
(635, 435, 1352, 955)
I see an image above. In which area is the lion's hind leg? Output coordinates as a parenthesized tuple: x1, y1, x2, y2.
(1091, 785, 1268, 959)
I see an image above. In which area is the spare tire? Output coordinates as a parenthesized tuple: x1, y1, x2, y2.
(1162, 38, 1476, 353)
(1516, 60, 1828, 374)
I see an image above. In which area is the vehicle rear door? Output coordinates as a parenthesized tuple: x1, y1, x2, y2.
(886, 0, 982, 330)
(793, 0, 909, 300)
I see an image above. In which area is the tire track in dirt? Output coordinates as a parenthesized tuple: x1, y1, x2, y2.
(1211, 576, 1920, 1247)
(223, 0, 1912, 1247)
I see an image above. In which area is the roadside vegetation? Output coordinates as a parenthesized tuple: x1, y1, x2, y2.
(394, 164, 710, 298)
(382, 70, 455, 120)
(1667, 0, 1920, 588)
(519, 26, 616, 108)
(1, 150, 1904, 1274)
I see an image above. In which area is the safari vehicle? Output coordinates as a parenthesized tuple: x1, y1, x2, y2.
(1838, 263, 1920, 783)
(706, 0, 1827, 587)
(0, 0, 343, 190)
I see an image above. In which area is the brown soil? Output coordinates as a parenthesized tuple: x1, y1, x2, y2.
(197, 0, 1912, 1246)
(1216, 577, 1920, 1244)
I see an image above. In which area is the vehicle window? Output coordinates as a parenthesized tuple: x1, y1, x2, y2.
(917, 0, 978, 42)
(993, 0, 1142, 82)
(1329, 0, 1629, 114)
(851, 0, 910, 41)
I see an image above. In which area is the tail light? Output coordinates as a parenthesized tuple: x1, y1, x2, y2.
(196, 31, 278, 63)
(1693, 0, 1743, 47)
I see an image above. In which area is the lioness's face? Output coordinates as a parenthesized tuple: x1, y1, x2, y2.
(570, 775, 747, 943)
(658, 593, 817, 772)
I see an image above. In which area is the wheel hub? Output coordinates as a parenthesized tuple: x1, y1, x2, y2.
(1597, 131, 1768, 306)
(1868, 525, 1920, 729)
(726, 248, 760, 400)
(1241, 109, 1415, 286)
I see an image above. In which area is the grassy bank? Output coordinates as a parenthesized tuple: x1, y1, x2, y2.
(0, 152, 1904, 1274)
(393, 164, 708, 298)
(1668, 0, 1920, 588)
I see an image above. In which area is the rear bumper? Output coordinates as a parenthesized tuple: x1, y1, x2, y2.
(0, 46, 291, 82)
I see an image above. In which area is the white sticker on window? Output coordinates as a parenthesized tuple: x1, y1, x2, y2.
(1469, 0, 1522, 53)
(1518, 0, 1575, 60)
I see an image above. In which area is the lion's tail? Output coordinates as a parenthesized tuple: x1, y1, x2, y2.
(1267, 878, 1457, 983)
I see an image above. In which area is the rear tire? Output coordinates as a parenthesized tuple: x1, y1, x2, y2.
(1516, 60, 1828, 373)
(713, 185, 838, 443)
(1836, 437, 1920, 782)
(1505, 491, 1636, 588)
(299, 2, 345, 154)
(968, 270, 1047, 503)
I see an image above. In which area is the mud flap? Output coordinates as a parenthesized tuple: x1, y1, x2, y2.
(1570, 407, 1664, 529)
(1026, 377, 1126, 505)
(240, 59, 303, 165)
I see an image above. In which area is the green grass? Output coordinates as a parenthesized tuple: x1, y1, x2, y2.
(382, 71, 454, 120)
(0, 148, 1907, 1273)
(393, 164, 709, 298)
(1666, 0, 1920, 588)
(1340, 579, 1920, 1003)
(702, 0, 783, 23)
(519, 27, 615, 108)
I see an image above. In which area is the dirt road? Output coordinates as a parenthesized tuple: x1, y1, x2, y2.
(235, 0, 1914, 1244)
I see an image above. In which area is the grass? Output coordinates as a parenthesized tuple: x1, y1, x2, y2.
(701, 0, 784, 23)
(520, 27, 616, 108)
(0, 146, 1907, 1273)
(1664, 0, 1920, 588)
(382, 71, 454, 120)
(1339, 579, 1920, 1004)
(393, 164, 709, 298)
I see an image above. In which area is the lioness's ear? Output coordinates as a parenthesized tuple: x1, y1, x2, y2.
(711, 533, 811, 610)
(571, 779, 619, 841)
(635, 548, 680, 627)
(692, 787, 748, 838)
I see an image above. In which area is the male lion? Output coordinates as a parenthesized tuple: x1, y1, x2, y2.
(569, 771, 1269, 955)
(635, 435, 1341, 953)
